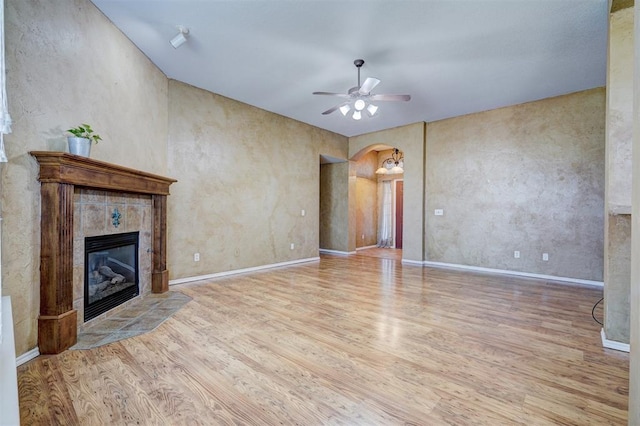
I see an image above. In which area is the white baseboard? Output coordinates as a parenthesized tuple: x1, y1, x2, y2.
(319, 249, 356, 256)
(600, 329, 630, 352)
(422, 261, 604, 287)
(16, 347, 40, 366)
(356, 245, 378, 251)
(401, 259, 425, 266)
(169, 257, 320, 286)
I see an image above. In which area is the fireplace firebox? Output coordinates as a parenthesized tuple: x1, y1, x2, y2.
(84, 232, 140, 321)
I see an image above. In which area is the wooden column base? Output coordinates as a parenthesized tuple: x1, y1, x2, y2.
(152, 270, 169, 293)
(38, 310, 77, 354)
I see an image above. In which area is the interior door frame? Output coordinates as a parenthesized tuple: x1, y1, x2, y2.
(393, 178, 404, 249)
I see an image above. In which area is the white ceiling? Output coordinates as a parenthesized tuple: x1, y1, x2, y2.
(90, 0, 608, 138)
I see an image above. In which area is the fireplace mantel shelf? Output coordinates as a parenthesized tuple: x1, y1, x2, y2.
(30, 151, 177, 354)
(30, 151, 176, 195)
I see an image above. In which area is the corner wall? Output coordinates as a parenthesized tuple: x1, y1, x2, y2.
(2, 0, 168, 355)
(604, 5, 634, 344)
(628, 1, 640, 422)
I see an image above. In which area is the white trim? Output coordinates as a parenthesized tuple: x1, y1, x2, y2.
(356, 245, 378, 251)
(16, 347, 39, 366)
(422, 261, 604, 287)
(601, 328, 630, 352)
(319, 249, 356, 256)
(0, 297, 19, 426)
(401, 259, 425, 266)
(169, 257, 320, 286)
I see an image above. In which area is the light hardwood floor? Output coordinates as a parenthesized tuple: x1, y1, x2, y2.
(18, 252, 629, 425)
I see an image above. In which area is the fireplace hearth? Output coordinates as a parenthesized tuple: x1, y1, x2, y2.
(85, 232, 140, 321)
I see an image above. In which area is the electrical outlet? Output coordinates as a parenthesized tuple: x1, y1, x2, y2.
(361, 234, 365, 240)
(194, 252, 200, 262)
(290, 243, 295, 250)
(542, 253, 549, 261)
(434, 209, 444, 216)
(301, 209, 305, 217)
(514, 251, 520, 259)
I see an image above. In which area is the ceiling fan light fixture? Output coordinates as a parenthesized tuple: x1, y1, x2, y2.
(312, 59, 411, 120)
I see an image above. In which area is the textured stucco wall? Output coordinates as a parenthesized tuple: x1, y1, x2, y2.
(319, 162, 351, 252)
(604, 6, 633, 344)
(605, 215, 631, 341)
(629, 2, 640, 422)
(349, 123, 425, 262)
(607, 8, 634, 209)
(355, 151, 378, 248)
(167, 80, 347, 277)
(425, 89, 605, 281)
(2, 0, 168, 355)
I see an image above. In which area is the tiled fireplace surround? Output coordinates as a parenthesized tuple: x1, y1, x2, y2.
(73, 189, 153, 325)
(31, 152, 176, 354)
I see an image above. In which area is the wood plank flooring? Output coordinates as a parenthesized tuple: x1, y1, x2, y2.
(18, 252, 629, 425)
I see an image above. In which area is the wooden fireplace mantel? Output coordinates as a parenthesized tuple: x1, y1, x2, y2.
(31, 151, 177, 354)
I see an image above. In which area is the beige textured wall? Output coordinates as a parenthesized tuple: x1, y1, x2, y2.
(2, 0, 169, 355)
(355, 151, 378, 248)
(167, 80, 347, 276)
(319, 162, 351, 252)
(628, 2, 639, 422)
(425, 89, 605, 281)
(604, 6, 633, 344)
(350, 123, 425, 262)
(607, 8, 634, 209)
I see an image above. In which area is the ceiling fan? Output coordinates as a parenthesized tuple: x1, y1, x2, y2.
(313, 59, 411, 120)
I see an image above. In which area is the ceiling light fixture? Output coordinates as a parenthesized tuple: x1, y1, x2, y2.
(342, 61, 378, 120)
(375, 148, 404, 175)
(313, 59, 410, 121)
(342, 99, 377, 120)
(170, 26, 190, 49)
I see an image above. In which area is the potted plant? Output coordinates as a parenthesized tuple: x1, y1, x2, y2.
(67, 123, 102, 157)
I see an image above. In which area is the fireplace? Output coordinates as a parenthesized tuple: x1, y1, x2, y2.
(31, 151, 176, 354)
(85, 232, 140, 321)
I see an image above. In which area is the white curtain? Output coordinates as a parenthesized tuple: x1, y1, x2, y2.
(0, 0, 11, 163)
(378, 180, 393, 248)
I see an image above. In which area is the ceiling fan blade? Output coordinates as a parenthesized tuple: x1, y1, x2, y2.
(369, 94, 411, 102)
(313, 91, 350, 98)
(359, 77, 380, 94)
(322, 102, 348, 115)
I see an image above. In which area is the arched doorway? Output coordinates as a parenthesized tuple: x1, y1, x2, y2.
(351, 145, 405, 258)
